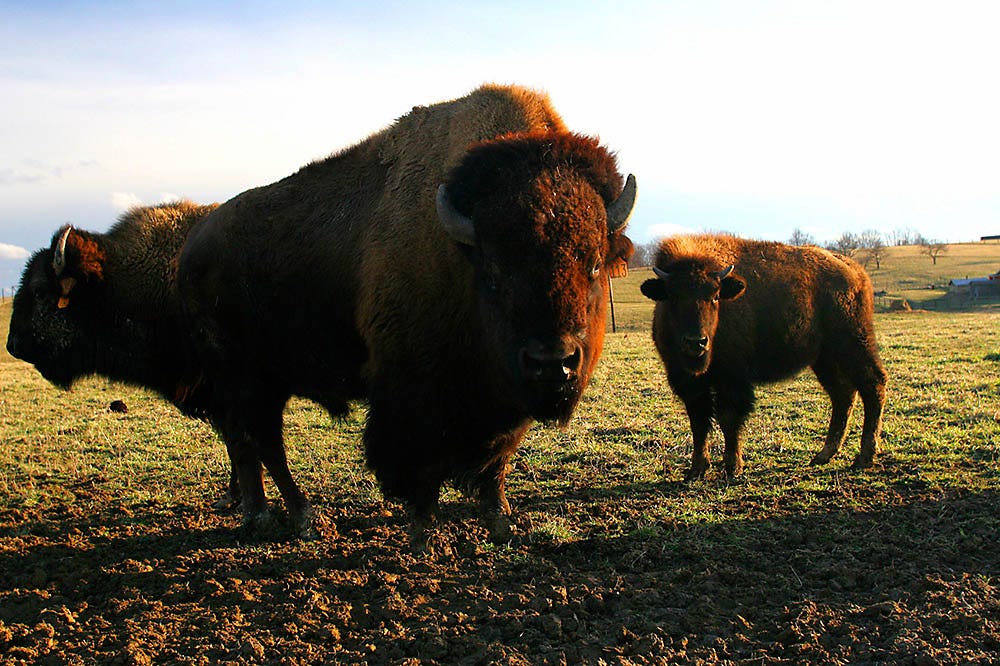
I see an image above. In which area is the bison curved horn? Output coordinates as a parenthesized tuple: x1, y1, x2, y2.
(436, 184, 476, 246)
(716, 264, 735, 280)
(652, 266, 670, 280)
(606, 174, 637, 233)
(52, 225, 72, 277)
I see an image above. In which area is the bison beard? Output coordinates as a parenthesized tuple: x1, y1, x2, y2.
(177, 85, 635, 549)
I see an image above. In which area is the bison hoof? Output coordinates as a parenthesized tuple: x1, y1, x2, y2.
(240, 510, 282, 540)
(408, 514, 438, 556)
(724, 464, 744, 479)
(810, 450, 836, 466)
(483, 512, 513, 545)
(850, 454, 875, 470)
(292, 507, 321, 541)
(212, 490, 241, 512)
(408, 529, 452, 557)
(684, 464, 709, 482)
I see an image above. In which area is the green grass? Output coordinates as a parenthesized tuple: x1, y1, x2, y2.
(2, 253, 999, 663)
(2, 253, 998, 537)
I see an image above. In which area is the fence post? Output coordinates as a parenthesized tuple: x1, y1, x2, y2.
(608, 272, 617, 333)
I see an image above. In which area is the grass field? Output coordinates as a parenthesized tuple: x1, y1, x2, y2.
(1, 249, 999, 664)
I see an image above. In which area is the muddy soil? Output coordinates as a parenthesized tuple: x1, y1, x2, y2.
(2, 474, 998, 665)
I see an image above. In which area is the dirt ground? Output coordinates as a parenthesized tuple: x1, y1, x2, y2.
(2, 474, 998, 665)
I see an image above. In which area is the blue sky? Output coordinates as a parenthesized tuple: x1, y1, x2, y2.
(2, 1, 999, 288)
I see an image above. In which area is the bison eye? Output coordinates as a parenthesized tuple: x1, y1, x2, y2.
(590, 260, 601, 278)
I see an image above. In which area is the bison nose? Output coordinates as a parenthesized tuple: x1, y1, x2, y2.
(682, 335, 710, 355)
(519, 338, 584, 384)
(6, 332, 23, 359)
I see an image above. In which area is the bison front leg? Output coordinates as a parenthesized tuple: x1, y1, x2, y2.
(477, 428, 526, 544)
(680, 389, 714, 481)
(211, 443, 242, 511)
(478, 459, 513, 545)
(364, 408, 446, 554)
(714, 380, 755, 478)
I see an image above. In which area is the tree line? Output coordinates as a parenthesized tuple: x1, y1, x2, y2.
(629, 227, 949, 268)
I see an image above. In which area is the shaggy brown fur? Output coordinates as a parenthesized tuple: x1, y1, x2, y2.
(9, 200, 219, 390)
(640, 234, 887, 479)
(177, 84, 635, 546)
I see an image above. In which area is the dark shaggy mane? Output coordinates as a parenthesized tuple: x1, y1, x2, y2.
(446, 131, 624, 215)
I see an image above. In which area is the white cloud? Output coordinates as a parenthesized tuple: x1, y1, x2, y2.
(0, 242, 31, 260)
(111, 192, 143, 211)
(158, 192, 181, 203)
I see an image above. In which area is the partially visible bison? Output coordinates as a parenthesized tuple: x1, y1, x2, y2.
(177, 84, 636, 547)
(6, 201, 239, 505)
(640, 234, 887, 480)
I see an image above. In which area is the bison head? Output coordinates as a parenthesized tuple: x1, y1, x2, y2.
(640, 260, 746, 375)
(6, 225, 108, 388)
(437, 132, 635, 423)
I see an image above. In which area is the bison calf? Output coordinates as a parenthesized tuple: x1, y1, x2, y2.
(640, 234, 887, 479)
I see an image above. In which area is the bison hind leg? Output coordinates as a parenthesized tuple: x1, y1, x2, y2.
(213, 390, 318, 540)
(810, 358, 857, 466)
(850, 358, 888, 469)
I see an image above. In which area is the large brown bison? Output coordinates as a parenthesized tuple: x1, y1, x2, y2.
(640, 234, 887, 480)
(177, 84, 636, 547)
(6, 201, 240, 505)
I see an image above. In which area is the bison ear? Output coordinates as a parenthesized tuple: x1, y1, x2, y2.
(640, 278, 668, 301)
(608, 232, 634, 263)
(55, 277, 78, 309)
(436, 184, 476, 246)
(720, 274, 746, 301)
(49, 226, 105, 308)
(51, 227, 105, 280)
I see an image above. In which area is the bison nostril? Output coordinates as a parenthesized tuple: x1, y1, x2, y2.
(562, 346, 582, 375)
(520, 349, 545, 378)
(6, 333, 20, 357)
(520, 341, 583, 382)
(683, 335, 710, 352)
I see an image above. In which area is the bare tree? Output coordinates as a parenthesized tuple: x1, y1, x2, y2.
(919, 239, 949, 265)
(889, 227, 919, 246)
(789, 228, 815, 246)
(628, 240, 661, 268)
(856, 230, 887, 270)
(825, 232, 860, 258)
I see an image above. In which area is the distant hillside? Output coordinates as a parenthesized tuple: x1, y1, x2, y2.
(618, 239, 1000, 315)
(864, 241, 1000, 309)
